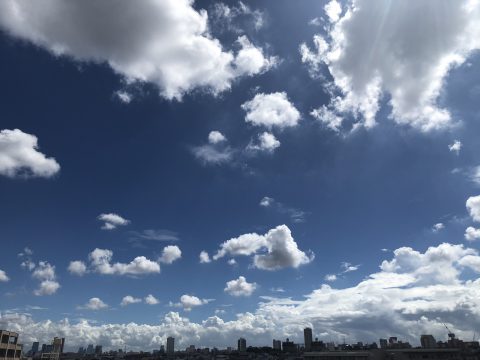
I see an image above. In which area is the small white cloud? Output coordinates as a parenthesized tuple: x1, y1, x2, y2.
(18, 247, 33, 257)
(172, 295, 213, 311)
(115, 90, 132, 104)
(192, 136, 234, 165)
(465, 226, 480, 241)
(31, 261, 60, 296)
(341, 262, 360, 273)
(324, 274, 337, 282)
(145, 294, 160, 305)
(208, 131, 227, 144)
(247, 132, 280, 153)
(310, 105, 343, 132)
(227, 259, 237, 266)
(308, 17, 323, 26)
(258, 197, 306, 223)
(88, 248, 160, 276)
(159, 245, 182, 264)
(466, 195, 480, 222)
(449, 140, 462, 155)
(324, 0, 342, 23)
(34, 280, 60, 296)
(432, 223, 445, 233)
(270, 287, 285, 293)
(0, 270, 9, 282)
(97, 213, 130, 230)
(233, 36, 278, 76)
(224, 276, 257, 297)
(121, 295, 142, 307)
(259, 196, 274, 207)
(242, 92, 300, 129)
(81, 297, 108, 310)
(21, 260, 36, 271)
(68, 261, 87, 276)
(199, 251, 211, 264)
(0, 129, 60, 178)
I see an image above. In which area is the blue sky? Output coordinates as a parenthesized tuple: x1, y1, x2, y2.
(1, 0, 480, 352)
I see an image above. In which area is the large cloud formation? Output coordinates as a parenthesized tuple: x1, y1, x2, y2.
(0, 0, 275, 100)
(0, 129, 60, 178)
(3, 242, 480, 351)
(213, 225, 314, 270)
(301, 0, 480, 132)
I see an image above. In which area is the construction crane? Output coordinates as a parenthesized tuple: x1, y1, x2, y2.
(443, 323, 455, 340)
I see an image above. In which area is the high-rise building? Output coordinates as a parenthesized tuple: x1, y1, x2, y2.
(379, 339, 388, 349)
(86, 344, 94, 355)
(237, 338, 246, 352)
(94, 345, 102, 355)
(166, 337, 175, 354)
(32, 342, 40, 354)
(420, 335, 437, 349)
(272, 339, 281, 350)
(40, 337, 64, 360)
(0, 330, 22, 360)
(304, 328, 313, 352)
(282, 338, 297, 353)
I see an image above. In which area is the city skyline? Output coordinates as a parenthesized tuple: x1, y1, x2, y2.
(1, 0, 480, 352)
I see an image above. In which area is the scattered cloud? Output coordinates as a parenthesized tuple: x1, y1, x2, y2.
(227, 259, 237, 266)
(129, 229, 179, 242)
(120, 296, 142, 307)
(465, 226, 480, 241)
(432, 223, 445, 233)
(114, 91, 132, 104)
(88, 248, 160, 276)
(144, 294, 160, 305)
(199, 251, 211, 264)
(341, 262, 360, 273)
(449, 140, 462, 155)
(0, 129, 60, 178)
(211, 1, 265, 33)
(67, 261, 87, 276)
(224, 276, 257, 297)
(466, 195, 480, 222)
(242, 92, 300, 129)
(158, 245, 182, 264)
(208, 131, 227, 144)
(32, 262, 60, 296)
(270, 287, 285, 293)
(0, 270, 9, 282)
(247, 132, 280, 153)
(300, 0, 480, 132)
(324, 274, 337, 282)
(192, 132, 234, 165)
(0, 1, 277, 100)
(18, 247, 33, 257)
(171, 295, 213, 312)
(213, 224, 314, 271)
(259, 196, 306, 223)
(80, 298, 108, 311)
(97, 213, 130, 230)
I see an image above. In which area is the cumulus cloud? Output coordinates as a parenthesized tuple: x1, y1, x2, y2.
(432, 223, 445, 233)
(466, 195, 480, 222)
(120, 296, 142, 307)
(208, 131, 227, 144)
(242, 92, 301, 129)
(199, 251, 211, 264)
(88, 248, 160, 276)
(301, 0, 480, 132)
(0, 129, 60, 178)
(159, 245, 182, 264)
(5, 242, 480, 350)
(324, 274, 337, 282)
(0, 270, 9, 282)
(449, 140, 462, 155)
(465, 226, 480, 241)
(145, 294, 160, 305)
(224, 276, 257, 297)
(114, 91, 132, 104)
(32, 262, 60, 296)
(0, 1, 275, 100)
(67, 261, 87, 276)
(247, 132, 280, 153)
(34, 280, 60, 296)
(81, 297, 108, 311)
(171, 295, 213, 312)
(97, 213, 130, 230)
(227, 259, 237, 266)
(233, 36, 278, 76)
(341, 262, 360, 273)
(213, 225, 314, 270)
(192, 132, 234, 165)
(211, 1, 265, 33)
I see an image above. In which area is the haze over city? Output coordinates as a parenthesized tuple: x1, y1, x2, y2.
(1, 0, 480, 353)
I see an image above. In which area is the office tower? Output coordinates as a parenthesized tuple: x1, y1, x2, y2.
(32, 342, 40, 354)
(379, 339, 388, 349)
(159, 345, 165, 354)
(95, 345, 102, 355)
(166, 337, 174, 354)
(282, 338, 297, 353)
(273, 339, 281, 350)
(304, 327, 313, 352)
(420, 335, 437, 349)
(0, 330, 23, 360)
(41, 344, 47, 353)
(237, 338, 246, 352)
(77, 347, 84, 354)
(86, 344, 94, 355)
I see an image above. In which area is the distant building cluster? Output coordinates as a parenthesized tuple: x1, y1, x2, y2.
(4, 326, 480, 360)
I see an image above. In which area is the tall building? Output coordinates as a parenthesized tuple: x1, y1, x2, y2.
(379, 339, 388, 349)
(282, 338, 297, 353)
(94, 345, 102, 355)
(420, 335, 437, 349)
(41, 337, 64, 360)
(166, 337, 175, 354)
(237, 338, 246, 352)
(272, 339, 281, 350)
(304, 328, 313, 352)
(86, 344, 94, 355)
(0, 330, 22, 360)
(32, 342, 40, 354)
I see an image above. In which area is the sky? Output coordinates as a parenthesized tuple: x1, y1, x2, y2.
(1, 0, 480, 352)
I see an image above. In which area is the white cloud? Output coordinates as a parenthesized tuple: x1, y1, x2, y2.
(172, 295, 213, 312)
(247, 132, 280, 153)
(159, 245, 182, 264)
(470, 166, 480, 186)
(242, 92, 301, 129)
(88, 248, 160, 276)
(34, 280, 60, 296)
(449, 140, 462, 155)
(258, 197, 306, 223)
(466, 195, 480, 222)
(0, 270, 9, 282)
(259, 196, 274, 207)
(310, 105, 344, 132)
(21, 260, 35, 271)
(32, 262, 60, 296)
(97, 213, 130, 230)
(211, 1, 265, 33)
(208, 131, 227, 144)
(233, 36, 277, 76)
(6, 243, 480, 351)
(67, 261, 87, 276)
(324, 274, 337, 282)
(300, 0, 480, 132)
(145, 294, 160, 305)
(432, 223, 445, 233)
(213, 225, 314, 271)
(81, 297, 108, 311)
(0, 129, 60, 178)
(227, 259, 237, 266)
(341, 262, 360, 273)
(0, 1, 274, 100)
(224, 276, 257, 297)
(18, 247, 33, 257)
(115, 91, 132, 104)
(199, 251, 211, 264)
(120, 296, 142, 307)
(465, 226, 480, 241)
